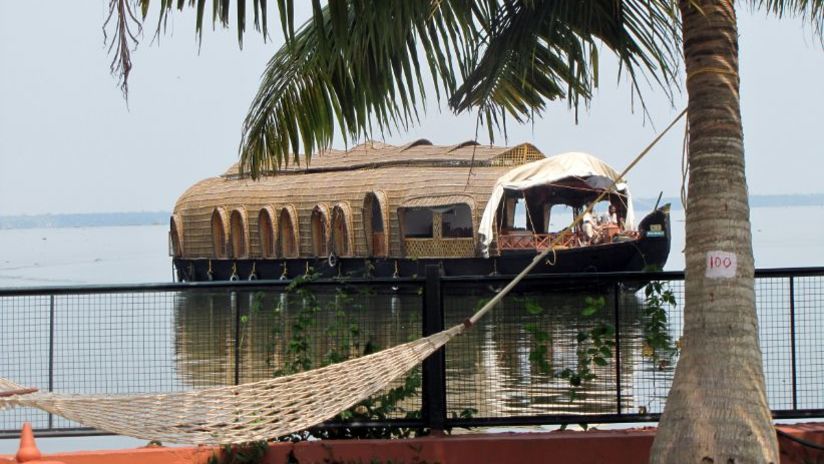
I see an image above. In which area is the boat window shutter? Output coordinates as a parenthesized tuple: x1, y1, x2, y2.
(279, 206, 299, 258)
(331, 203, 353, 257)
(363, 192, 389, 257)
(211, 207, 229, 259)
(311, 204, 330, 257)
(229, 208, 248, 258)
(258, 207, 277, 258)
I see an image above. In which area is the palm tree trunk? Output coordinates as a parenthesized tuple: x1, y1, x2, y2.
(650, 0, 780, 462)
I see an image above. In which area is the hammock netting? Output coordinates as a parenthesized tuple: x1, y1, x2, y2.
(0, 325, 463, 445)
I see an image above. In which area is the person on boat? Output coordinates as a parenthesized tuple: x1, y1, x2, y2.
(593, 204, 624, 243)
(608, 204, 619, 225)
(581, 209, 596, 245)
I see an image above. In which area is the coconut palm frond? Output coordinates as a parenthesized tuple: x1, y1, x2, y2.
(106, 1, 272, 95)
(449, 0, 680, 134)
(104, 0, 144, 97)
(136, 0, 271, 43)
(447, 1, 595, 132)
(748, 0, 824, 38)
(237, 1, 485, 177)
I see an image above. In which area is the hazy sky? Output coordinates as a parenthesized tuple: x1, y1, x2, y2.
(0, 2, 821, 215)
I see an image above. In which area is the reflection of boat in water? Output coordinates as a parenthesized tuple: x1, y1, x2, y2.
(172, 288, 422, 388)
(168, 140, 670, 281)
(172, 288, 668, 417)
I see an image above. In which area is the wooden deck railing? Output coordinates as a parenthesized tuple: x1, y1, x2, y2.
(497, 232, 576, 251)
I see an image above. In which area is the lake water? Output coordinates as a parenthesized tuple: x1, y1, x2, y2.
(0, 205, 822, 453)
(1, 205, 822, 287)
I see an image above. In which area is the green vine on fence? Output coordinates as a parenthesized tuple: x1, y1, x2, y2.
(523, 295, 615, 404)
(523, 281, 679, 419)
(641, 281, 679, 369)
(269, 273, 424, 440)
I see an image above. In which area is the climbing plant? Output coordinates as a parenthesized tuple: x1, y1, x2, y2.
(641, 280, 679, 369)
(524, 295, 615, 405)
(524, 284, 678, 409)
(268, 273, 424, 440)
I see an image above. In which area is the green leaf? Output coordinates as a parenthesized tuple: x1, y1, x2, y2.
(581, 304, 599, 317)
(525, 300, 544, 315)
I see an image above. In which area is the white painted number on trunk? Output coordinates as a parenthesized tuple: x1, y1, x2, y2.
(706, 251, 737, 278)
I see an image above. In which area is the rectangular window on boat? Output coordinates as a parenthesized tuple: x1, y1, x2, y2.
(441, 204, 473, 238)
(401, 208, 434, 238)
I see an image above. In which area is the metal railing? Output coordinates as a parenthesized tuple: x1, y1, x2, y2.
(1, 267, 823, 439)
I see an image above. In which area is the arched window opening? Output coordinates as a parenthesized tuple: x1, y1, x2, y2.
(311, 205, 330, 256)
(363, 192, 388, 256)
(498, 192, 536, 232)
(398, 195, 476, 258)
(211, 207, 228, 258)
(279, 207, 299, 258)
(258, 207, 277, 258)
(169, 214, 183, 257)
(331, 203, 353, 257)
(229, 208, 248, 258)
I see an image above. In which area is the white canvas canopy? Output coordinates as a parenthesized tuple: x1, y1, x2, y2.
(478, 152, 636, 257)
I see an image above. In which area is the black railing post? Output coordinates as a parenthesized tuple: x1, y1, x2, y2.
(789, 276, 798, 410)
(613, 283, 622, 415)
(232, 291, 240, 386)
(422, 265, 446, 432)
(48, 294, 55, 429)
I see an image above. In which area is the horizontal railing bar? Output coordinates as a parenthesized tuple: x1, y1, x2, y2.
(0, 428, 112, 440)
(310, 419, 426, 430)
(446, 408, 824, 428)
(0, 420, 428, 440)
(440, 270, 685, 283)
(0, 277, 424, 296)
(446, 414, 662, 428)
(754, 267, 824, 278)
(441, 266, 824, 284)
(4, 409, 823, 440)
(1, 267, 822, 297)
(772, 409, 824, 419)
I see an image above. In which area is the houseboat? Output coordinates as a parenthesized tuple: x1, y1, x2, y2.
(169, 140, 670, 281)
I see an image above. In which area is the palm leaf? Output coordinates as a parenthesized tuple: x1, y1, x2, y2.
(237, 1, 485, 177)
(747, 0, 824, 37)
(449, 0, 680, 133)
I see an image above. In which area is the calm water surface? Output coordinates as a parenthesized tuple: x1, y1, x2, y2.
(2, 206, 822, 287)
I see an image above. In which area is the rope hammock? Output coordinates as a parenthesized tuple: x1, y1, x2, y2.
(0, 110, 686, 445)
(0, 326, 461, 445)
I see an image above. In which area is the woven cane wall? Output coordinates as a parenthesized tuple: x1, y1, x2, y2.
(403, 238, 476, 258)
(174, 143, 547, 260)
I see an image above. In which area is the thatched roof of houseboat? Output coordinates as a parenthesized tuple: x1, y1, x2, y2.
(175, 140, 547, 259)
(221, 140, 545, 177)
